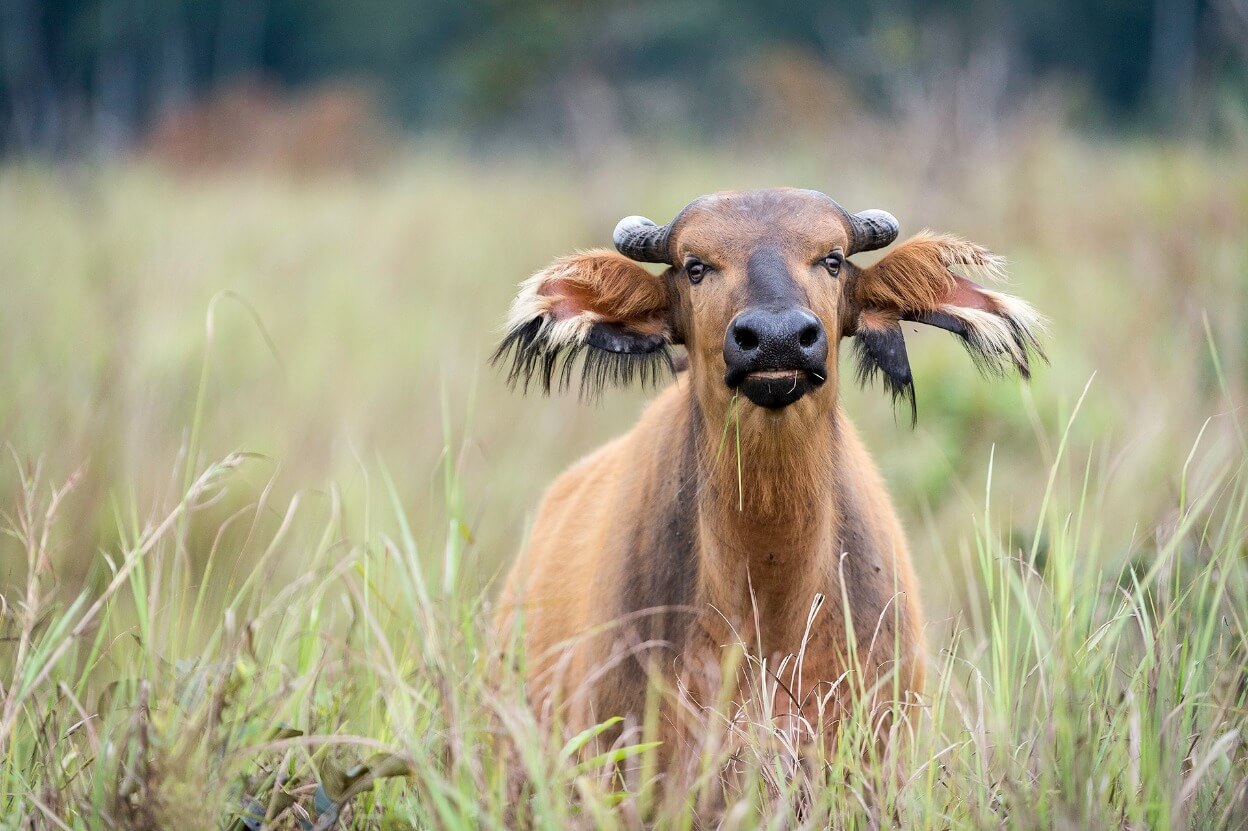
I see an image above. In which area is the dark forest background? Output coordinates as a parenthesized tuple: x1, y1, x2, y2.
(4, 0, 1248, 156)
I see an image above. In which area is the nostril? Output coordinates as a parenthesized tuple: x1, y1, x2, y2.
(734, 327, 760, 351)
(798, 324, 820, 348)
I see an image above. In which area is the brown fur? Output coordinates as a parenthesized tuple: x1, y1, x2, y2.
(852, 231, 1003, 315)
(540, 251, 672, 333)
(495, 189, 1041, 752)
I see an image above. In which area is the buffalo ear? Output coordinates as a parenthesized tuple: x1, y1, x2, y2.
(492, 250, 675, 398)
(847, 231, 1046, 421)
(899, 274, 1047, 380)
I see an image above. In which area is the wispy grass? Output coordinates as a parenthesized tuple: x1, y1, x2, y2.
(1, 383, 1245, 827)
(0, 128, 1246, 826)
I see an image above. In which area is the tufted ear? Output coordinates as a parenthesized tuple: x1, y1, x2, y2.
(492, 249, 676, 397)
(847, 232, 1046, 421)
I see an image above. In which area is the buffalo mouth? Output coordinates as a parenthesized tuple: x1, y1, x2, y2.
(728, 367, 826, 410)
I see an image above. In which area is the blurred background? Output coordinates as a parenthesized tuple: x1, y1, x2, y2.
(4, 0, 1248, 155)
(1, 0, 1245, 625)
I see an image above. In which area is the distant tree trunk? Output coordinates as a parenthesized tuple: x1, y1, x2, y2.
(215, 0, 269, 82)
(157, 23, 195, 116)
(95, 0, 141, 154)
(1210, 0, 1248, 61)
(0, 0, 60, 154)
(1148, 0, 1199, 127)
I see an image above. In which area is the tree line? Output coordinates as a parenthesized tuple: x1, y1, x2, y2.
(2, 0, 1245, 156)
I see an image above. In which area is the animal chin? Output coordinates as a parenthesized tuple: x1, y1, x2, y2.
(736, 369, 820, 410)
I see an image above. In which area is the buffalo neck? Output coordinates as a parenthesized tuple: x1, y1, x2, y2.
(687, 386, 843, 650)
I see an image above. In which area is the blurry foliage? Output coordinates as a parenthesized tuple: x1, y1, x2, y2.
(0, 115, 1243, 618)
(3, 0, 1247, 155)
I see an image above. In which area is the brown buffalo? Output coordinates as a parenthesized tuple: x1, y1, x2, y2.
(493, 188, 1043, 750)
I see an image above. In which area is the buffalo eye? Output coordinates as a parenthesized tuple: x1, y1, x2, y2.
(686, 259, 706, 284)
(822, 250, 843, 277)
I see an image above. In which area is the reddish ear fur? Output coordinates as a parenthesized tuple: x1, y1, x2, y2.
(493, 250, 675, 397)
(850, 232, 1046, 416)
(855, 233, 1003, 309)
(506, 250, 670, 338)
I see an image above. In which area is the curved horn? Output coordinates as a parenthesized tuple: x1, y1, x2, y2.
(847, 209, 900, 254)
(613, 215, 672, 264)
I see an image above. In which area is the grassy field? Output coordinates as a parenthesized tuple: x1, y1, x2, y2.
(1, 121, 1246, 827)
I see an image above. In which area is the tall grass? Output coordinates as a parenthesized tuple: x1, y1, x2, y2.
(1, 121, 1246, 826)
(1, 392, 1244, 827)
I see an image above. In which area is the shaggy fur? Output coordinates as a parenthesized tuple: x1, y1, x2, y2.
(492, 317, 674, 396)
(493, 250, 675, 397)
(853, 321, 917, 423)
(851, 231, 1046, 412)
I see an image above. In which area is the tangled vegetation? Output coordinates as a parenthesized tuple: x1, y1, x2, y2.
(2, 120, 1246, 826)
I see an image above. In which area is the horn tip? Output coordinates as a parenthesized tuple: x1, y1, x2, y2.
(612, 215, 657, 247)
(853, 209, 900, 251)
(858, 208, 898, 226)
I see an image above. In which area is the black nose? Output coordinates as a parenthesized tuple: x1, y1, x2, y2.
(724, 306, 828, 376)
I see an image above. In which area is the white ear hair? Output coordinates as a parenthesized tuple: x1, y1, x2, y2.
(504, 262, 598, 350)
(931, 289, 1048, 377)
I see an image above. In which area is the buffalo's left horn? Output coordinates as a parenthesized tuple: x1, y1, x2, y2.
(847, 209, 900, 254)
(613, 215, 672, 264)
